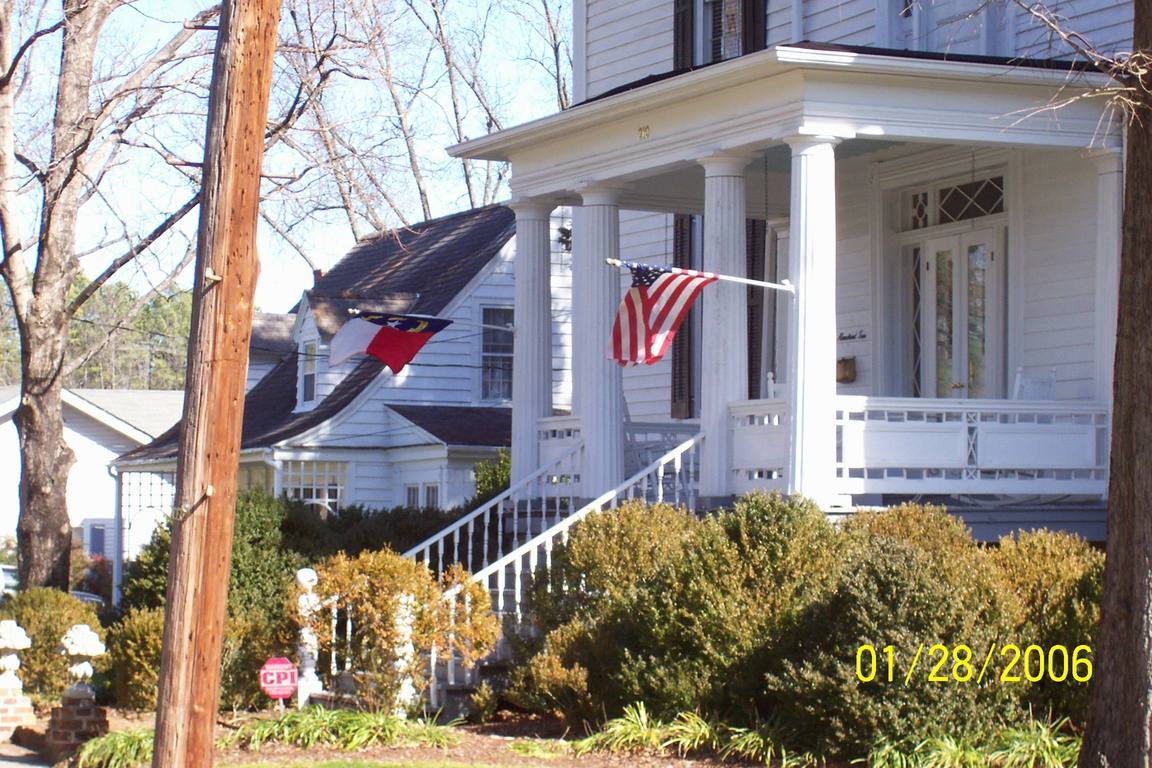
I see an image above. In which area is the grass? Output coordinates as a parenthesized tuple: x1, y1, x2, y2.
(508, 739, 570, 759)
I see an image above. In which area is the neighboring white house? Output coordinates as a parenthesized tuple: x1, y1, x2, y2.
(113, 204, 573, 597)
(0, 387, 184, 560)
(437, 0, 1131, 544)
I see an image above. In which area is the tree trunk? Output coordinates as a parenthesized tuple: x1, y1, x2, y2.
(1079, 0, 1152, 761)
(8, 0, 116, 589)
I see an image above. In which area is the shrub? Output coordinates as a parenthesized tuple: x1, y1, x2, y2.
(762, 533, 1020, 757)
(75, 728, 153, 768)
(990, 530, 1103, 722)
(310, 551, 498, 712)
(118, 521, 171, 614)
(106, 608, 165, 710)
(516, 495, 843, 724)
(471, 449, 510, 507)
(229, 706, 459, 751)
(0, 588, 102, 705)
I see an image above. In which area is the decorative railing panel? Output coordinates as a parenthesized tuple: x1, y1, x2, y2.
(834, 396, 1109, 495)
(729, 399, 789, 495)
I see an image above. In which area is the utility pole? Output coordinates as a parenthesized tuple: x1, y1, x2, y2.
(151, 1, 280, 766)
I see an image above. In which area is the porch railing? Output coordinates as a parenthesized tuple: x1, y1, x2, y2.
(834, 396, 1109, 496)
(729, 399, 789, 495)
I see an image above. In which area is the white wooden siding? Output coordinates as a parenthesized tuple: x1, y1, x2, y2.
(835, 154, 875, 395)
(1016, 149, 1098, 400)
(1015, 0, 1132, 58)
(805, 0, 876, 45)
(585, 0, 672, 98)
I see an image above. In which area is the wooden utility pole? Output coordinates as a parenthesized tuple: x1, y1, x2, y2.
(152, 1, 280, 766)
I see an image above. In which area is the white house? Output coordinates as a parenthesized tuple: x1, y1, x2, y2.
(113, 204, 573, 597)
(437, 0, 1129, 544)
(0, 387, 184, 560)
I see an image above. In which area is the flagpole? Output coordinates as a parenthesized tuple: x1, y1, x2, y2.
(346, 307, 513, 333)
(605, 257, 795, 294)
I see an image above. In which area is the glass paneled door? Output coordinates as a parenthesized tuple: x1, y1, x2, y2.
(919, 228, 1005, 399)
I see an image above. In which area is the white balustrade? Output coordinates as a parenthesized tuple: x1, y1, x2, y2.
(834, 396, 1110, 495)
(729, 399, 789, 495)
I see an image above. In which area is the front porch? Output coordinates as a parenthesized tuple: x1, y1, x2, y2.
(452, 43, 1120, 519)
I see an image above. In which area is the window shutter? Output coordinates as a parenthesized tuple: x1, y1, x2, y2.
(741, 0, 767, 54)
(747, 219, 767, 400)
(671, 214, 695, 419)
(674, 0, 694, 68)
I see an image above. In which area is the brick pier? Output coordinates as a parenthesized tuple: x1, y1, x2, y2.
(45, 691, 108, 761)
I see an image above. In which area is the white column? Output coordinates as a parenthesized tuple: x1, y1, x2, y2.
(510, 201, 555, 484)
(699, 153, 753, 498)
(1093, 150, 1122, 402)
(572, 188, 625, 493)
(785, 137, 839, 506)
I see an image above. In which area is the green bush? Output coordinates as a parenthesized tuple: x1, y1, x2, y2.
(514, 495, 843, 724)
(106, 608, 165, 710)
(0, 588, 102, 705)
(471, 449, 510, 507)
(762, 532, 1020, 757)
(990, 530, 1103, 722)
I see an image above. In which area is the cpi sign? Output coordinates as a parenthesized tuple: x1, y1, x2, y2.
(259, 657, 299, 700)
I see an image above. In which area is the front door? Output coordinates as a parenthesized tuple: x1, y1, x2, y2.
(919, 227, 1005, 399)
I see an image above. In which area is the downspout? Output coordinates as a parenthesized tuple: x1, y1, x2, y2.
(109, 465, 123, 606)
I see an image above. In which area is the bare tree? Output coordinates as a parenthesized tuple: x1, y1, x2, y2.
(0, 1, 218, 588)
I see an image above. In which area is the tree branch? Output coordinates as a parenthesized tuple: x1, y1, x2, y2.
(0, 19, 63, 89)
(68, 193, 199, 316)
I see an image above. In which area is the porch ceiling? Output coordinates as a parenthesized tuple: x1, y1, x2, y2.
(450, 45, 1118, 205)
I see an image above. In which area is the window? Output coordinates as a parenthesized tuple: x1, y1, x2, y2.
(282, 461, 345, 514)
(88, 525, 106, 557)
(405, 485, 420, 508)
(481, 308, 514, 400)
(301, 341, 317, 402)
(424, 485, 440, 509)
(900, 175, 1005, 233)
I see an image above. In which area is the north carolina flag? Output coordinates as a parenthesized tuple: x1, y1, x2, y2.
(329, 312, 452, 373)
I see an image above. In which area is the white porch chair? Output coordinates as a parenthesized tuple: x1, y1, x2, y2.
(1012, 366, 1057, 400)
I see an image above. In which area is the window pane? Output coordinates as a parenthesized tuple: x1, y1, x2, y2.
(482, 358, 513, 400)
(911, 246, 922, 397)
(425, 485, 439, 509)
(967, 244, 987, 398)
(938, 177, 1004, 223)
(482, 308, 514, 354)
(406, 486, 420, 507)
(935, 248, 954, 398)
(89, 526, 106, 557)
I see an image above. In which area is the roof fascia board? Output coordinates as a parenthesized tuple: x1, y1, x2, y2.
(450, 46, 1114, 164)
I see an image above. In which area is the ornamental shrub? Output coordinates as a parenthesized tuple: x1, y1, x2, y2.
(106, 608, 164, 710)
(514, 495, 844, 724)
(310, 550, 499, 712)
(762, 531, 1021, 757)
(0, 588, 102, 705)
(990, 529, 1103, 722)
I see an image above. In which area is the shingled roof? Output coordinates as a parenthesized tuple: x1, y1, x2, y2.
(117, 205, 516, 464)
(307, 204, 515, 335)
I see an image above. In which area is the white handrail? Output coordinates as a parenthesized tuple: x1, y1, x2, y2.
(402, 442, 583, 573)
(470, 433, 703, 591)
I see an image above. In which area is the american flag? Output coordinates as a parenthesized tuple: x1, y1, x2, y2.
(611, 261, 718, 366)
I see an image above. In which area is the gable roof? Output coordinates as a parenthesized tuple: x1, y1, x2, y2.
(119, 205, 517, 464)
(307, 204, 516, 336)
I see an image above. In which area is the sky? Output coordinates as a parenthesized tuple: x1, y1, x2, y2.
(12, 0, 568, 315)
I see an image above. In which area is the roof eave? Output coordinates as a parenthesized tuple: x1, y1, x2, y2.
(448, 45, 1114, 162)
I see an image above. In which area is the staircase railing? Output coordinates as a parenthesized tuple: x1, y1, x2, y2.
(428, 433, 703, 703)
(403, 443, 583, 575)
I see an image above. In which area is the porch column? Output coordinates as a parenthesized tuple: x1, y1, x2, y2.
(573, 188, 624, 493)
(1094, 150, 1122, 402)
(784, 136, 839, 506)
(510, 201, 555, 484)
(699, 153, 753, 498)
